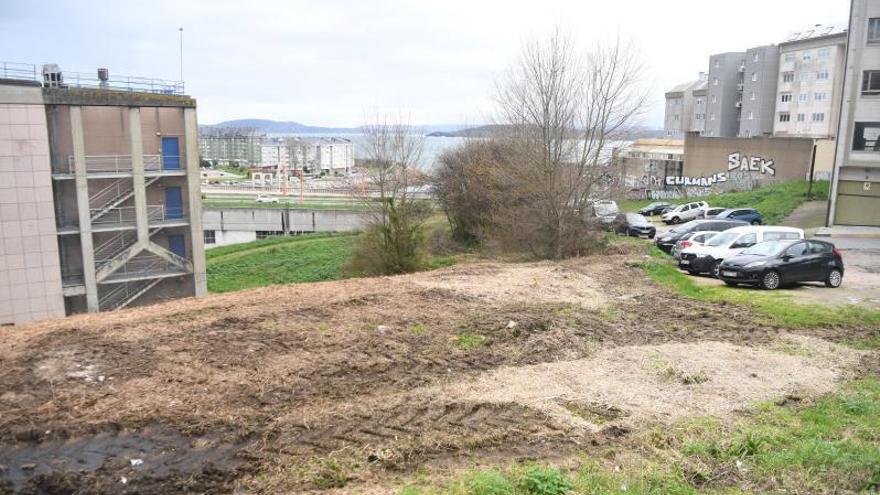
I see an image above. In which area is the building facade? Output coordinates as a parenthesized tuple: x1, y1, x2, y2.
(664, 77, 703, 138)
(774, 25, 848, 138)
(0, 64, 206, 326)
(828, 1, 880, 226)
(199, 128, 263, 167)
(705, 52, 746, 137)
(740, 45, 780, 137)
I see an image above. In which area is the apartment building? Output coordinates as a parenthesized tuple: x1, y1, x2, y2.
(0, 63, 206, 325)
(663, 74, 707, 138)
(774, 24, 848, 138)
(288, 137, 354, 175)
(261, 138, 291, 169)
(740, 45, 780, 137)
(704, 52, 746, 137)
(828, 1, 880, 226)
(199, 127, 263, 167)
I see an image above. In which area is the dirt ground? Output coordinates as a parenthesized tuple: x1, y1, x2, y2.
(0, 254, 877, 494)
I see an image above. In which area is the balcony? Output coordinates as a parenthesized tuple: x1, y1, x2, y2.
(100, 255, 190, 284)
(53, 154, 167, 176)
(736, 83, 744, 91)
(90, 205, 188, 231)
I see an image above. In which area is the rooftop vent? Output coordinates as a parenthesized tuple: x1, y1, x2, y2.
(97, 67, 109, 89)
(41, 64, 63, 87)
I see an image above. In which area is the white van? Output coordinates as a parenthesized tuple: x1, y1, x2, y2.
(661, 201, 709, 224)
(678, 226, 804, 276)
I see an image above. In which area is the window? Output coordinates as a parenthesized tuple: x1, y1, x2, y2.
(711, 94, 717, 103)
(853, 122, 880, 151)
(817, 70, 829, 81)
(814, 92, 827, 101)
(734, 233, 757, 247)
(713, 77, 719, 86)
(802, 51, 812, 62)
(751, 72, 758, 82)
(862, 70, 880, 95)
(781, 93, 792, 102)
(812, 112, 825, 122)
(784, 53, 796, 63)
(674, 114, 679, 121)
(204, 230, 216, 245)
(817, 48, 831, 58)
(779, 113, 791, 122)
(797, 113, 805, 122)
(785, 242, 809, 257)
(750, 91, 756, 101)
(753, 52, 760, 62)
(710, 112, 716, 121)
(782, 72, 795, 83)
(748, 111, 754, 120)
(809, 241, 832, 254)
(715, 59, 720, 68)
(765, 231, 801, 241)
(869, 18, 880, 42)
(799, 93, 808, 102)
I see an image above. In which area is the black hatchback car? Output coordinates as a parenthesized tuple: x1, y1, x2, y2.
(654, 219, 748, 253)
(717, 239, 844, 290)
(611, 213, 656, 238)
(638, 202, 674, 216)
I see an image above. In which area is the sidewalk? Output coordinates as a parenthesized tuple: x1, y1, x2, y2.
(815, 225, 880, 239)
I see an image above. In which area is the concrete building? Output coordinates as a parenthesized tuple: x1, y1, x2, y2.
(663, 74, 707, 138)
(617, 139, 684, 190)
(202, 208, 370, 248)
(691, 80, 708, 135)
(774, 24, 848, 138)
(0, 63, 206, 326)
(828, 1, 880, 226)
(260, 138, 291, 170)
(289, 137, 354, 175)
(199, 127, 263, 167)
(740, 45, 780, 137)
(705, 52, 746, 137)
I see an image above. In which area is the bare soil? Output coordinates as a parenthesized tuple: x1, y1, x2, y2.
(0, 255, 877, 493)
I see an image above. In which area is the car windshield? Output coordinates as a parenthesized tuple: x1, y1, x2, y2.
(669, 220, 700, 234)
(741, 240, 790, 256)
(704, 232, 738, 247)
(626, 213, 647, 224)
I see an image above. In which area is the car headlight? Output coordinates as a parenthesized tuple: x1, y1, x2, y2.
(744, 261, 766, 268)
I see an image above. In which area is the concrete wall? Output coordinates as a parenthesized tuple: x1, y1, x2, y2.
(202, 207, 371, 248)
(0, 93, 65, 325)
(683, 133, 815, 186)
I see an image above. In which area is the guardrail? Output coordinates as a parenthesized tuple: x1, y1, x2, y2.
(90, 205, 182, 226)
(1, 61, 184, 96)
(62, 154, 164, 174)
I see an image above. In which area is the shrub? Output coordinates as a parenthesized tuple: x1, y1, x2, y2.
(465, 470, 513, 495)
(519, 467, 573, 495)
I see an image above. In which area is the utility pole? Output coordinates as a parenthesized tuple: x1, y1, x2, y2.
(807, 139, 818, 198)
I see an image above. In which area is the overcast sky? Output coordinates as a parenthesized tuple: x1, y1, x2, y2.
(2, 0, 849, 128)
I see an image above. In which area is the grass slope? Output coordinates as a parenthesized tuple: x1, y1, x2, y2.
(206, 234, 358, 293)
(621, 180, 829, 224)
(401, 377, 880, 494)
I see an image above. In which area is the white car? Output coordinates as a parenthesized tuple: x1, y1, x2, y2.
(255, 195, 279, 204)
(671, 230, 718, 260)
(661, 201, 709, 225)
(679, 226, 805, 276)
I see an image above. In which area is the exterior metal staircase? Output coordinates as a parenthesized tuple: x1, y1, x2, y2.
(89, 177, 160, 222)
(99, 278, 162, 311)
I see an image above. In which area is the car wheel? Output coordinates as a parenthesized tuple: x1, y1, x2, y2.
(723, 281, 738, 286)
(648, 233, 655, 240)
(672, 216, 681, 224)
(711, 260, 722, 278)
(760, 270, 781, 290)
(750, 220, 760, 225)
(825, 268, 843, 288)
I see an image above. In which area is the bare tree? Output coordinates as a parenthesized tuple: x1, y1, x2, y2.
(491, 29, 649, 258)
(350, 117, 432, 274)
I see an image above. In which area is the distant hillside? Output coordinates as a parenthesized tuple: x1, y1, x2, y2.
(427, 125, 665, 139)
(204, 119, 471, 136)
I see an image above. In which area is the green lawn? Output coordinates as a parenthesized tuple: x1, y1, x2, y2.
(206, 234, 359, 293)
(620, 180, 829, 225)
(400, 377, 880, 495)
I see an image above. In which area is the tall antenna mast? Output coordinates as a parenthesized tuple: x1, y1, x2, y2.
(178, 27, 184, 83)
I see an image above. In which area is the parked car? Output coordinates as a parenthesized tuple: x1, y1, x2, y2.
(255, 194, 279, 203)
(637, 202, 674, 216)
(718, 239, 844, 290)
(671, 231, 718, 260)
(590, 200, 620, 229)
(611, 213, 656, 238)
(679, 226, 804, 277)
(714, 208, 763, 225)
(661, 201, 709, 224)
(654, 219, 748, 253)
(703, 207, 728, 218)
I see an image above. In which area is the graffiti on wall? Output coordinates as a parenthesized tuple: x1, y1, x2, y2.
(727, 152, 775, 176)
(664, 172, 728, 187)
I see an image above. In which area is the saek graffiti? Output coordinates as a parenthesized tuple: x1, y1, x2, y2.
(728, 152, 775, 176)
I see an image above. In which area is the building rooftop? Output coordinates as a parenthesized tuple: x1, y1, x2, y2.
(0, 61, 185, 96)
(781, 23, 847, 44)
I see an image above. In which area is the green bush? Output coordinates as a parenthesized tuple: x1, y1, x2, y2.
(519, 467, 572, 495)
(465, 470, 513, 495)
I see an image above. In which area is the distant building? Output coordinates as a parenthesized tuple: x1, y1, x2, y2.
(0, 63, 206, 326)
(199, 127, 264, 167)
(773, 24, 848, 138)
(740, 45, 780, 137)
(260, 138, 291, 170)
(663, 74, 707, 138)
(704, 52, 746, 137)
(288, 137, 354, 175)
(828, 1, 880, 226)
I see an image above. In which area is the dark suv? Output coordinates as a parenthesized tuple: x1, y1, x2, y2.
(654, 219, 748, 253)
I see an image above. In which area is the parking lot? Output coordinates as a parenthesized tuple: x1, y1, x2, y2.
(647, 214, 880, 309)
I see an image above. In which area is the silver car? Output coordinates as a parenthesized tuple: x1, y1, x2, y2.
(672, 231, 718, 260)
